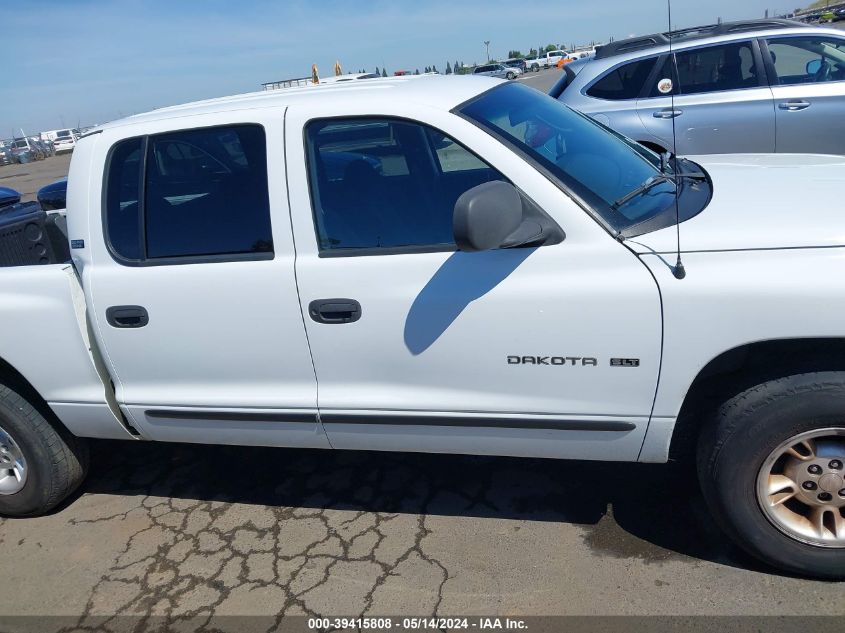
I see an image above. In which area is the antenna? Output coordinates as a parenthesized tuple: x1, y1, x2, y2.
(667, 0, 686, 280)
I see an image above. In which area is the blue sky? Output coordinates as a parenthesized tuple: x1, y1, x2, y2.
(4, 0, 789, 133)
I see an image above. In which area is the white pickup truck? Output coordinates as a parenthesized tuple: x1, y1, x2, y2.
(525, 50, 568, 70)
(1, 76, 844, 579)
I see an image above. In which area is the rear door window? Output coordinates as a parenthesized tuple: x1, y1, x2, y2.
(104, 124, 273, 263)
(586, 57, 658, 100)
(673, 41, 760, 94)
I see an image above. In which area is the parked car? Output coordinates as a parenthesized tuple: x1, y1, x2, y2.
(472, 63, 521, 79)
(27, 138, 47, 160)
(558, 48, 597, 67)
(9, 138, 39, 163)
(0, 144, 13, 167)
(1, 76, 845, 580)
(50, 129, 77, 154)
(551, 19, 845, 155)
(32, 138, 53, 158)
(526, 50, 569, 71)
(36, 177, 67, 211)
(503, 58, 528, 73)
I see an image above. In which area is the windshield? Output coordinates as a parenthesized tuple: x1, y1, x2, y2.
(458, 82, 677, 233)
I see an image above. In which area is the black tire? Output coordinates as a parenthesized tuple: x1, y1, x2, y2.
(506, 72, 515, 80)
(0, 384, 89, 517)
(698, 372, 845, 579)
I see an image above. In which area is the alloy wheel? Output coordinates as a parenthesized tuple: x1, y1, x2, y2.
(757, 428, 845, 547)
(0, 423, 27, 495)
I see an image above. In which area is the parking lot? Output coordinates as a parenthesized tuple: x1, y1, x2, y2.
(0, 152, 70, 204)
(2, 440, 844, 626)
(0, 67, 843, 627)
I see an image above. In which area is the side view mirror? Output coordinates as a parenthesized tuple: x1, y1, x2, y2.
(452, 181, 565, 252)
(806, 59, 822, 75)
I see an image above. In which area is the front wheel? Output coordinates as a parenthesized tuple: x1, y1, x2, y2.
(506, 72, 515, 80)
(0, 385, 89, 517)
(698, 372, 845, 579)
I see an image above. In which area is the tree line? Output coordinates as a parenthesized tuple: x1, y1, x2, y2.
(356, 61, 472, 76)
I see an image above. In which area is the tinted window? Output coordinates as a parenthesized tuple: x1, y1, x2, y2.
(674, 42, 758, 94)
(646, 56, 679, 97)
(766, 37, 845, 85)
(306, 118, 506, 251)
(105, 138, 143, 260)
(586, 57, 657, 100)
(105, 124, 273, 262)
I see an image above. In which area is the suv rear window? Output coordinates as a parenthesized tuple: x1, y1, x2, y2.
(586, 57, 657, 100)
(104, 124, 273, 263)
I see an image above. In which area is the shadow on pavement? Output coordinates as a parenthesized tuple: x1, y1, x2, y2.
(76, 439, 769, 574)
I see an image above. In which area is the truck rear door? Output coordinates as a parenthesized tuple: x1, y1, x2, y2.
(80, 114, 327, 448)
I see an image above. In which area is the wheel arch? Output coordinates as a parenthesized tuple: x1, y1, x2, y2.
(0, 355, 72, 436)
(668, 337, 845, 463)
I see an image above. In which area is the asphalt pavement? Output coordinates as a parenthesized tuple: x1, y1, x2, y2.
(516, 67, 563, 93)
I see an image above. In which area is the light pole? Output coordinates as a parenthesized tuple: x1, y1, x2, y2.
(484, 40, 491, 62)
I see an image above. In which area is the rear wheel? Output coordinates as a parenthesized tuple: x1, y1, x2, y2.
(0, 385, 89, 517)
(698, 372, 845, 579)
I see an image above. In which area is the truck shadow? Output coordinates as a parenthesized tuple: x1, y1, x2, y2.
(77, 439, 772, 575)
(403, 249, 533, 355)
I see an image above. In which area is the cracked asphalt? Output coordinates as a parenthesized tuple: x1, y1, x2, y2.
(1, 439, 843, 627)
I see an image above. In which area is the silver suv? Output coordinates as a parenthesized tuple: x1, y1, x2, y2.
(551, 19, 845, 155)
(472, 63, 521, 80)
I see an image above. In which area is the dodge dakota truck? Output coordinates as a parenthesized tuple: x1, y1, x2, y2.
(0, 76, 844, 579)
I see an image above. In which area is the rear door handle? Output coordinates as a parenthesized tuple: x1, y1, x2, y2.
(778, 100, 811, 111)
(309, 299, 362, 324)
(653, 108, 683, 119)
(106, 305, 149, 328)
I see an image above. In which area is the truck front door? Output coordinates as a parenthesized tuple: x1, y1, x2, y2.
(284, 104, 662, 461)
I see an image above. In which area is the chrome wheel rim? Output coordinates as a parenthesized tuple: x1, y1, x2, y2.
(757, 428, 845, 548)
(0, 423, 27, 495)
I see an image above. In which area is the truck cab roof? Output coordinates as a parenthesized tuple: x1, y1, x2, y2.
(95, 75, 502, 135)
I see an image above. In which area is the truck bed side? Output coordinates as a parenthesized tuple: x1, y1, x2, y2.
(0, 263, 134, 439)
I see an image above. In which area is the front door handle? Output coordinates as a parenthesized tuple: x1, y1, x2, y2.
(309, 299, 362, 324)
(106, 305, 149, 328)
(778, 100, 811, 111)
(653, 108, 683, 119)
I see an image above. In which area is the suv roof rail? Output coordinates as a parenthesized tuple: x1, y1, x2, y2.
(594, 18, 805, 60)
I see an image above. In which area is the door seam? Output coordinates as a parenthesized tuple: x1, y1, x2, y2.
(282, 107, 333, 448)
